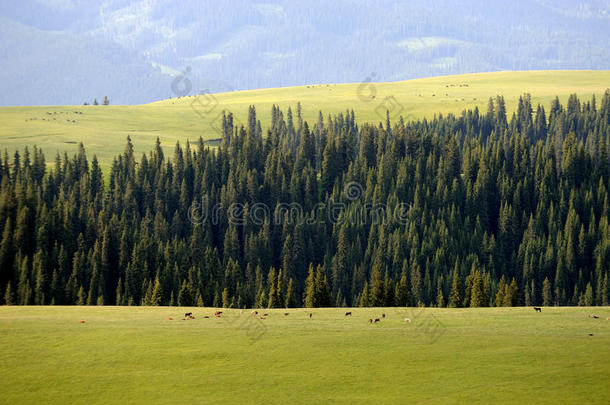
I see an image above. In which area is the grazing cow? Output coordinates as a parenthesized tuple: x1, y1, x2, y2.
(203, 316, 210, 318)
(79, 320, 85, 324)
(189, 315, 195, 320)
(533, 307, 542, 312)
(185, 312, 193, 318)
(374, 318, 380, 323)
(589, 333, 594, 336)
(284, 313, 290, 316)
(345, 312, 352, 316)
(368, 319, 373, 324)
(382, 313, 386, 318)
(167, 317, 173, 321)
(309, 313, 312, 318)
(404, 318, 411, 323)
(215, 311, 222, 316)
(251, 310, 258, 315)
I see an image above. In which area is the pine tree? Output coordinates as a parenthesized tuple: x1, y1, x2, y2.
(178, 280, 192, 307)
(4, 281, 14, 305)
(496, 276, 507, 307)
(583, 283, 593, 306)
(267, 267, 278, 308)
(360, 282, 370, 307)
(285, 278, 296, 308)
(469, 271, 483, 307)
(314, 265, 331, 307)
(542, 277, 552, 306)
(151, 277, 163, 306)
(410, 262, 423, 306)
(369, 263, 384, 307)
(77, 286, 85, 305)
(436, 286, 445, 308)
(304, 264, 316, 308)
(395, 272, 410, 306)
(222, 288, 231, 308)
(449, 271, 462, 308)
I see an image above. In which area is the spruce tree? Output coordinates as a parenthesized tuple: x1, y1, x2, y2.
(369, 263, 384, 307)
(314, 265, 331, 307)
(304, 264, 316, 308)
(151, 277, 163, 306)
(395, 272, 410, 306)
(178, 280, 192, 307)
(360, 282, 370, 307)
(449, 271, 462, 308)
(285, 278, 296, 308)
(542, 277, 553, 307)
(4, 281, 13, 305)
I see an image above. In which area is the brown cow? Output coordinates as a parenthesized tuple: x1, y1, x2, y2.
(309, 313, 312, 318)
(345, 312, 352, 316)
(368, 319, 373, 324)
(263, 313, 269, 317)
(374, 318, 381, 323)
(215, 311, 222, 316)
(284, 313, 290, 316)
(588, 314, 599, 319)
(79, 320, 85, 324)
(251, 310, 258, 315)
(167, 317, 173, 321)
(382, 313, 386, 318)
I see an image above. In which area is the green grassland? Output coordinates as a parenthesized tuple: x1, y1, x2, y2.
(0, 70, 609, 167)
(0, 306, 609, 404)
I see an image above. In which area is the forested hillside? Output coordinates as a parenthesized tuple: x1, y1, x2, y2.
(1, 91, 610, 308)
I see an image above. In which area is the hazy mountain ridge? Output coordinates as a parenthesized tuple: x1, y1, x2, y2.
(1, 0, 609, 105)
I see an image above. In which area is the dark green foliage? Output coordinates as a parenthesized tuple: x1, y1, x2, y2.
(1, 92, 610, 307)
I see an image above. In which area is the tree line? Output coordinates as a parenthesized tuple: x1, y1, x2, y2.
(1, 91, 609, 308)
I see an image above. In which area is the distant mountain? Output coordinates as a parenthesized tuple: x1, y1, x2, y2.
(1, 0, 609, 106)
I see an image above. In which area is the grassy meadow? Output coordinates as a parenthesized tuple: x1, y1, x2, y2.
(0, 70, 609, 168)
(0, 306, 609, 404)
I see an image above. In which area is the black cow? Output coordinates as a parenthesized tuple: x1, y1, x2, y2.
(533, 307, 542, 312)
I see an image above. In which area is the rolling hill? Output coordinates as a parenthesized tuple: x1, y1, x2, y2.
(0, 70, 609, 167)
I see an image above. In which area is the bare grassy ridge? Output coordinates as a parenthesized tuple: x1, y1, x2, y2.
(0, 306, 609, 404)
(1, 70, 609, 168)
